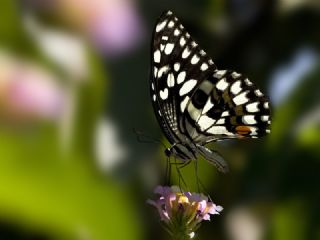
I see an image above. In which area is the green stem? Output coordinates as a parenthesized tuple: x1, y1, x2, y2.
(169, 223, 192, 240)
(171, 231, 191, 240)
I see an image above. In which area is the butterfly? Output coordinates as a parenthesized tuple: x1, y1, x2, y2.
(150, 10, 271, 173)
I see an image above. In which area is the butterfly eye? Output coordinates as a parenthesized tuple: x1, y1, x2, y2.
(165, 148, 172, 157)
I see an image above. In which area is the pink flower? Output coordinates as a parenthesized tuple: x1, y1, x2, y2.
(148, 186, 223, 239)
(87, 0, 144, 56)
(26, 0, 144, 56)
(0, 51, 64, 121)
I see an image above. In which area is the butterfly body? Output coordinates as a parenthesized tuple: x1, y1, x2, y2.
(150, 11, 271, 172)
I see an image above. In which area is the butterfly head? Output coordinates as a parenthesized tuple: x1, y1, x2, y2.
(164, 148, 172, 157)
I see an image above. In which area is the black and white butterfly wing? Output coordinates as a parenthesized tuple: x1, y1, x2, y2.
(150, 11, 271, 167)
(183, 69, 271, 144)
(150, 10, 218, 145)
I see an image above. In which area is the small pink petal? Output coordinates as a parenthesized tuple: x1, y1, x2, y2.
(203, 213, 211, 221)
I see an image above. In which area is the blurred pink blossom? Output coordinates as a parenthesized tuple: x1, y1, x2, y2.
(87, 1, 144, 56)
(0, 50, 64, 121)
(25, 0, 144, 56)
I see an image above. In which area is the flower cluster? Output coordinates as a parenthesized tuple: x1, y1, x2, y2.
(148, 186, 223, 239)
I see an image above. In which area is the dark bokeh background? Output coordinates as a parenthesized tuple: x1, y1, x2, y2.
(0, 0, 319, 239)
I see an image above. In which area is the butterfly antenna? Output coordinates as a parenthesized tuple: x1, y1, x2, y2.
(133, 128, 167, 149)
(193, 160, 201, 192)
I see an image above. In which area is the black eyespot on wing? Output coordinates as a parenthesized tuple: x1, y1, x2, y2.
(192, 89, 208, 108)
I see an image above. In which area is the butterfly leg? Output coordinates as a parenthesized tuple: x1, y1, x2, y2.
(193, 159, 201, 192)
(165, 156, 171, 186)
(196, 144, 229, 173)
(173, 157, 190, 191)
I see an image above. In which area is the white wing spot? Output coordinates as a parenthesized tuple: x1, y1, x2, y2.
(160, 88, 169, 100)
(202, 99, 214, 114)
(249, 127, 258, 135)
(158, 66, 169, 78)
(230, 80, 242, 95)
(177, 71, 186, 84)
(216, 78, 229, 91)
(153, 94, 156, 101)
(167, 73, 175, 88)
(179, 79, 197, 96)
(216, 118, 225, 125)
(233, 91, 249, 105)
(156, 20, 167, 32)
(221, 111, 229, 117)
(158, 110, 162, 116)
(242, 115, 257, 125)
(180, 96, 190, 112)
(160, 44, 165, 51)
(174, 63, 180, 71)
(174, 29, 180, 36)
(261, 115, 269, 122)
(151, 82, 155, 90)
(154, 50, 161, 63)
(264, 102, 269, 109)
(164, 43, 174, 55)
(191, 41, 198, 47)
(246, 102, 259, 112)
(208, 126, 233, 135)
(231, 72, 241, 79)
(154, 67, 158, 78)
(208, 59, 214, 65)
(255, 89, 263, 96)
(244, 78, 253, 86)
(168, 21, 175, 28)
(167, 11, 173, 15)
(161, 36, 169, 41)
(186, 33, 190, 38)
(200, 50, 206, 56)
(266, 129, 271, 133)
(200, 63, 208, 71)
(180, 37, 186, 46)
(214, 70, 227, 78)
(182, 47, 191, 58)
(191, 54, 200, 64)
(198, 116, 215, 131)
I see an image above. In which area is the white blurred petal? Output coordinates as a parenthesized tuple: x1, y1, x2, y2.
(24, 14, 88, 80)
(226, 207, 265, 240)
(278, 0, 320, 13)
(269, 47, 317, 105)
(95, 118, 128, 171)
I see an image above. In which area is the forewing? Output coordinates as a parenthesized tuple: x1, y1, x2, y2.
(150, 10, 217, 144)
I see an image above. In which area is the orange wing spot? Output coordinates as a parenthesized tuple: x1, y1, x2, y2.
(236, 126, 251, 135)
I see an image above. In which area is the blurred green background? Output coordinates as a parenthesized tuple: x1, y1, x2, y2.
(0, 0, 319, 239)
